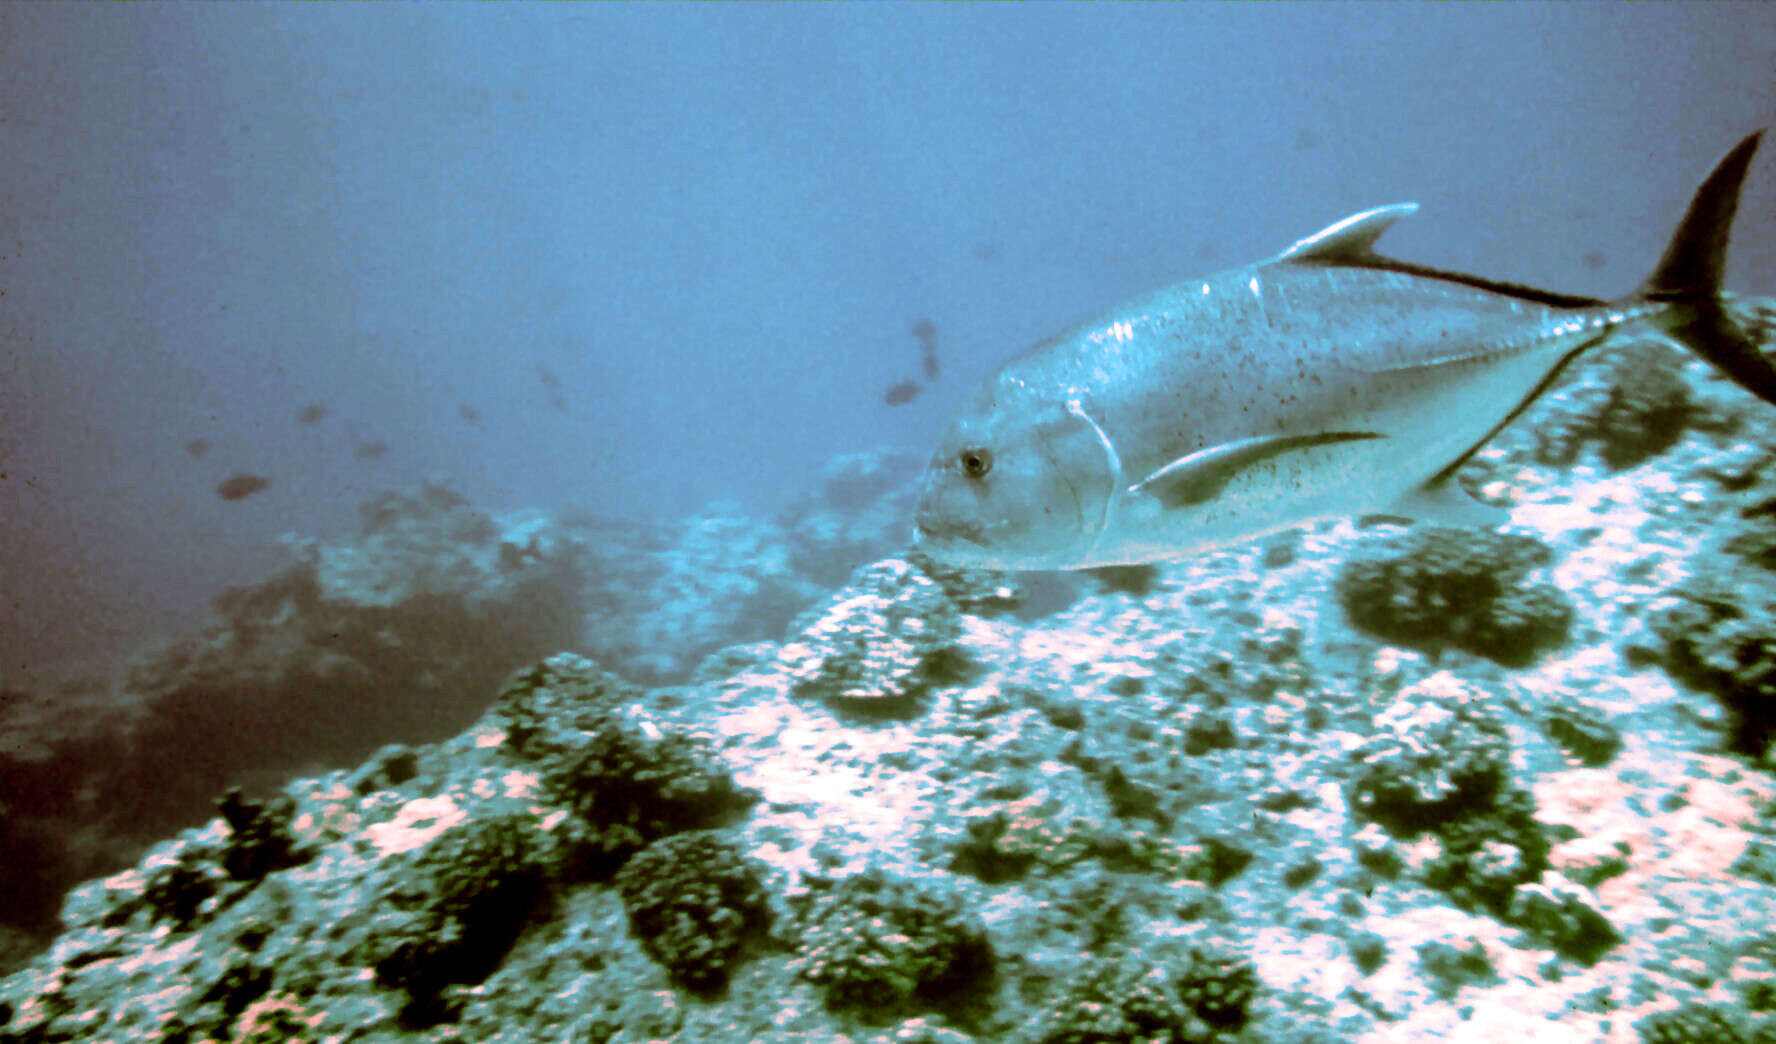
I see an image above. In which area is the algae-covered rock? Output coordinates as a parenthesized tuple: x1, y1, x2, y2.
(1531, 340, 1695, 470)
(1636, 1002, 1751, 1044)
(1416, 937, 1499, 1000)
(491, 653, 643, 762)
(1543, 695, 1625, 767)
(1508, 874, 1621, 964)
(1348, 673, 1512, 833)
(778, 558, 966, 715)
(1348, 674, 1550, 915)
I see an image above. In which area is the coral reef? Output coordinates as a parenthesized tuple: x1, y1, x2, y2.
(576, 450, 924, 684)
(0, 480, 588, 943)
(6, 316, 1776, 1040)
(1347, 672, 1514, 835)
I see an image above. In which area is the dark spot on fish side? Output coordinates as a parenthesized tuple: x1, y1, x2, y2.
(184, 439, 211, 459)
(354, 441, 388, 461)
(458, 403, 480, 424)
(911, 318, 937, 343)
(1582, 250, 1606, 271)
(1294, 128, 1320, 152)
(884, 380, 921, 406)
(215, 474, 269, 501)
(297, 403, 326, 425)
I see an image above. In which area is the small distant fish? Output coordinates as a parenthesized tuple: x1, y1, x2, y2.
(458, 403, 481, 424)
(883, 380, 921, 407)
(537, 368, 569, 411)
(215, 474, 269, 501)
(913, 318, 940, 381)
(184, 438, 210, 459)
(297, 403, 327, 425)
(913, 132, 1776, 570)
(354, 440, 388, 461)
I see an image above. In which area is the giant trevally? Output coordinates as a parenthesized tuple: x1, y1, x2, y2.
(912, 132, 1776, 571)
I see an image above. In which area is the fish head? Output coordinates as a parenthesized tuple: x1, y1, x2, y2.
(912, 378, 1114, 570)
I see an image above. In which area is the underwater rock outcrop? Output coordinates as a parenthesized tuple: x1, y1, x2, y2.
(778, 557, 966, 716)
(0, 480, 588, 941)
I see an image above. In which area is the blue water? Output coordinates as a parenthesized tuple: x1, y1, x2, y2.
(2, 6, 1773, 687)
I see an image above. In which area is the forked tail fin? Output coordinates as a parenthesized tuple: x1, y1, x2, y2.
(1636, 130, 1776, 408)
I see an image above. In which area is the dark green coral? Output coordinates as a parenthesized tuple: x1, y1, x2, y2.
(541, 713, 756, 879)
(613, 831, 772, 993)
(1034, 942, 1260, 1043)
(1336, 528, 1571, 667)
(793, 870, 993, 1020)
(1648, 581, 1776, 758)
(1637, 1002, 1751, 1044)
(366, 812, 553, 1018)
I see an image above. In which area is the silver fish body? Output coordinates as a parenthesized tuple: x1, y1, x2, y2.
(913, 134, 1774, 571)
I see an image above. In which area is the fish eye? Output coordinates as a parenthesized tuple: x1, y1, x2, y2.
(958, 447, 994, 479)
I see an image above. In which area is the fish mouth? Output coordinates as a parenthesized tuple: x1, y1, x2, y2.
(912, 515, 988, 548)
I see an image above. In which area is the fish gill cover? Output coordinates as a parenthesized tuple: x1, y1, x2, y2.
(6, 300, 1776, 1040)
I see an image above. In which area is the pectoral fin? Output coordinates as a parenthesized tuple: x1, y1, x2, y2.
(1131, 431, 1386, 509)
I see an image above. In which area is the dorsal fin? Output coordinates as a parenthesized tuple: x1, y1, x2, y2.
(1275, 202, 1419, 264)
